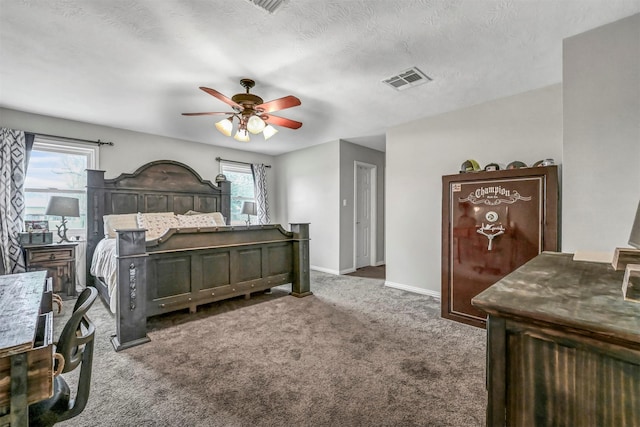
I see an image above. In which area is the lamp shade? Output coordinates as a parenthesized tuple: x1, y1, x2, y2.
(234, 129, 250, 142)
(241, 201, 257, 216)
(45, 196, 80, 218)
(262, 125, 278, 140)
(215, 117, 233, 137)
(247, 115, 266, 134)
(629, 200, 640, 249)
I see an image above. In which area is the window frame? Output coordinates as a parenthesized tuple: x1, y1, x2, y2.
(220, 162, 256, 225)
(23, 137, 99, 237)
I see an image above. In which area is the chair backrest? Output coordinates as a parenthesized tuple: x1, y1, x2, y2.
(62, 314, 96, 421)
(56, 287, 98, 374)
(29, 287, 98, 425)
(72, 286, 96, 313)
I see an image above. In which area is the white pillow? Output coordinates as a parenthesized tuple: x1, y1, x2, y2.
(136, 212, 179, 240)
(103, 214, 138, 239)
(176, 214, 217, 228)
(184, 210, 226, 226)
(209, 212, 226, 226)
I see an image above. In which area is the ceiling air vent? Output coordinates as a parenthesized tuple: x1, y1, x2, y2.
(246, 0, 288, 14)
(382, 67, 432, 91)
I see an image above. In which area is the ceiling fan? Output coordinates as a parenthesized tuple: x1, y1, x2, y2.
(182, 78, 302, 142)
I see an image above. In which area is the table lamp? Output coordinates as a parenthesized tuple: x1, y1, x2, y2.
(45, 196, 80, 243)
(241, 201, 257, 226)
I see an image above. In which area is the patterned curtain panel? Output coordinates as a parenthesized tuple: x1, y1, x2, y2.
(0, 128, 27, 274)
(251, 163, 270, 225)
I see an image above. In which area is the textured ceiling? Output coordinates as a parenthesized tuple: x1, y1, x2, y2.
(1, 1, 639, 155)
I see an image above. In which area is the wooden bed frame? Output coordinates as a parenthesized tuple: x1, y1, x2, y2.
(86, 160, 311, 351)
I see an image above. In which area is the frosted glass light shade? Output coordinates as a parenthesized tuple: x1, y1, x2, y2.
(234, 129, 250, 142)
(263, 125, 278, 140)
(215, 118, 233, 136)
(246, 116, 266, 134)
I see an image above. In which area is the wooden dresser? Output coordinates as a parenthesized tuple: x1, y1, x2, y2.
(0, 271, 54, 427)
(23, 242, 77, 297)
(472, 252, 640, 427)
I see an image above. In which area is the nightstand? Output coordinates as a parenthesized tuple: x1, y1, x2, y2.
(23, 242, 77, 297)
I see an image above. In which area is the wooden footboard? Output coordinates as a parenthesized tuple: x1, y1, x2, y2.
(85, 160, 310, 352)
(110, 224, 310, 351)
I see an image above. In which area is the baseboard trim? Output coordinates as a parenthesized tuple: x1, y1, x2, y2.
(311, 265, 385, 276)
(311, 265, 340, 275)
(384, 281, 441, 300)
(373, 261, 386, 267)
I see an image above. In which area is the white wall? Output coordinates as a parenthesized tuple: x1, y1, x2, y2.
(339, 140, 385, 272)
(0, 108, 279, 219)
(562, 13, 640, 254)
(386, 85, 563, 295)
(274, 141, 341, 273)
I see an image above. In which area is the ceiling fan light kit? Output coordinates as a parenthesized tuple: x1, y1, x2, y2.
(234, 129, 251, 142)
(247, 115, 266, 134)
(215, 117, 233, 137)
(262, 125, 278, 140)
(183, 78, 301, 143)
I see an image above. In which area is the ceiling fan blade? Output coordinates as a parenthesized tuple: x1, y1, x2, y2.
(256, 96, 301, 113)
(199, 87, 242, 110)
(264, 114, 303, 129)
(182, 112, 232, 116)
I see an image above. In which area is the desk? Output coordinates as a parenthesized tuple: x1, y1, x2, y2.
(0, 271, 53, 427)
(472, 252, 640, 426)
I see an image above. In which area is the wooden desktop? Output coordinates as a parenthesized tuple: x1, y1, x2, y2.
(472, 252, 640, 426)
(0, 271, 54, 427)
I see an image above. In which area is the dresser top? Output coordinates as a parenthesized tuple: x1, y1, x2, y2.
(22, 242, 78, 249)
(472, 252, 640, 343)
(0, 270, 47, 357)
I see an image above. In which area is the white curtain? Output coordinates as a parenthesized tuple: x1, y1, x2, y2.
(0, 128, 27, 274)
(251, 163, 270, 225)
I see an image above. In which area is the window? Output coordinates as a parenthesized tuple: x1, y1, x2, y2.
(23, 137, 99, 237)
(221, 162, 255, 225)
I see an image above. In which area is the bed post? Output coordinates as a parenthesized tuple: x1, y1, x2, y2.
(86, 169, 105, 288)
(219, 180, 231, 225)
(290, 223, 312, 297)
(111, 229, 150, 351)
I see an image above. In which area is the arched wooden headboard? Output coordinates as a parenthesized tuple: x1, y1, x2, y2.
(85, 160, 231, 285)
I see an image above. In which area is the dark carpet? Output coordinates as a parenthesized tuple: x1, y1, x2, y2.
(56, 271, 486, 427)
